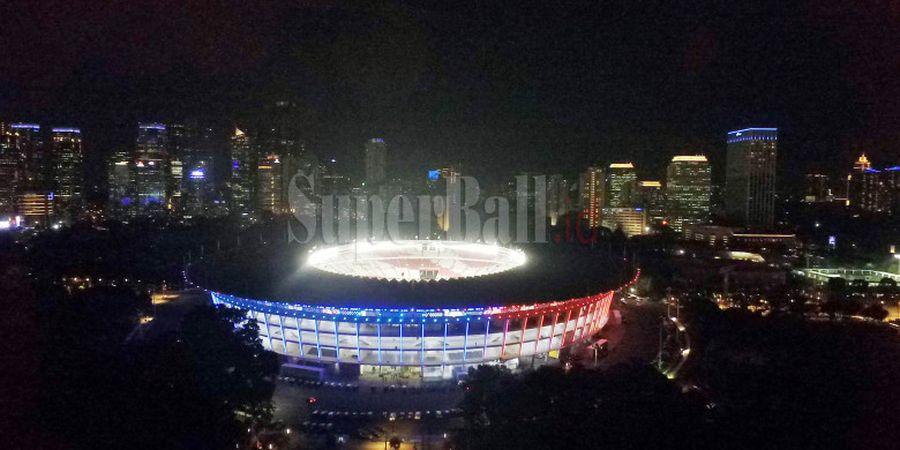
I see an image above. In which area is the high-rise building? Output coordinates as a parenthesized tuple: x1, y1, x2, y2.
(166, 123, 190, 214)
(229, 127, 256, 217)
(257, 153, 283, 214)
(601, 207, 647, 237)
(606, 162, 636, 208)
(0, 123, 22, 214)
(365, 138, 387, 194)
(666, 155, 711, 232)
(546, 174, 573, 227)
(133, 123, 168, 215)
(580, 166, 605, 228)
(106, 150, 133, 219)
(848, 154, 874, 209)
(17, 191, 54, 227)
(724, 127, 778, 228)
(803, 173, 830, 203)
(636, 180, 665, 224)
(50, 127, 84, 213)
(11, 123, 46, 190)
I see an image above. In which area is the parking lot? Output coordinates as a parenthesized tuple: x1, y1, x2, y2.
(272, 376, 464, 448)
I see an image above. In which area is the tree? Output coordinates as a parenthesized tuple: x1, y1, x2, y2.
(861, 303, 889, 321)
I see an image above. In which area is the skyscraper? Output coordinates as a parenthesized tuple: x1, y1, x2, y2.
(257, 153, 283, 214)
(166, 123, 189, 214)
(11, 123, 46, 190)
(106, 150, 133, 219)
(229, 127, 256, 217)
(0, 123, 22, 214)
(365, 138, 387, 194)
(847, 154, 872, 209)
(546, 174, 573, 227)
(725, 127, 778, 228)
(803, 173, 830, 203)
(580, 166, 605, 228)
(133, 123, 168, 215)
(606, 162, 636, 208)
(636, 180, 665, 224)
(50, 127, 83, 213)
(601, 207, 647, 237)
(666, 155, 711, 232)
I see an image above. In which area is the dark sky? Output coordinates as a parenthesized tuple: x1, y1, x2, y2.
(1, 0, 899, 188)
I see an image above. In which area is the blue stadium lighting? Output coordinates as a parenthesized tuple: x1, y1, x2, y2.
(52, 127, 81, 133)
(139, 123, 166, 130)
(11, 123, 40, 130)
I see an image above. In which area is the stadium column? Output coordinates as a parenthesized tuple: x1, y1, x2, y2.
(262, 313, 274, 351)
(572, 306, 584, 343)
(517, 316, 528, 358)
(532, 314, 545, 366)
(356, 321, 362, 364)
(580, 302, 595, 341)
(313, 319, 322, 359)
(560, 309, 572, 347)
(500, 319, 510, 359)
(550, 312, 560, 351)
(377, 321, 382, 365)
(399, 322, 404, 365)
(442, 322, 449, 370)
(462, 319, 470, 363)
(333, 319, 341, 367)
(279, 315, 288, 353)
(420, 319, 425, 372)
(481, 318, 491, 361)
(296, 317, 304, 358)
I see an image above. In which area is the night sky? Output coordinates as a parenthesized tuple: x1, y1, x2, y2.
(2, 0, 899, 189)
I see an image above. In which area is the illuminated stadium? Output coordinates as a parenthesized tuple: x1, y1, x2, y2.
(195, 240, 636, 380)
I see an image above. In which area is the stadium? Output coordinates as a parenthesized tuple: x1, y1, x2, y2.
(194, 240, 637, 381)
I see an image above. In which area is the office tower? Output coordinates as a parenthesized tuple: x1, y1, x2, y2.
(0, 123, 22, 214)
(166, 123, 189, 214)
(579, 166, 605, 228)
(257, 153, 283, 214)
(724, 127, 778, 228)
(606, 162, 636, 208)
(106, 150, 133, 219)
(168, 158, 183, 212)
(255, 100, 307, 213)
(847, 154, 874, 209)
(883, 166, 900, 216)
(11, 123, 46, 190)
(133, 123, 168, 215)
(804, 173, 830, 203)
(546, 174, 573, 227)
(636, 180, 665, 224)
(666, 155, 712, 232)
(318, 158, 351, 196)
(229, 127, 256, 216)
(859, 168, 887, 212)
(50, 127, 83, 212)
(17, 191, 54, 227)
(601, 207, 647, 237)
(365, 137, 387, 194)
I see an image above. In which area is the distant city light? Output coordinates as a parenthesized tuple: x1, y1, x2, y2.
(51, 127, 81, 133)
(428, 169, 440, 181)
(190, 169, 206, 179)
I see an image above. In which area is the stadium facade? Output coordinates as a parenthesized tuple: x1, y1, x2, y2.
(203, 240, 636, 380)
